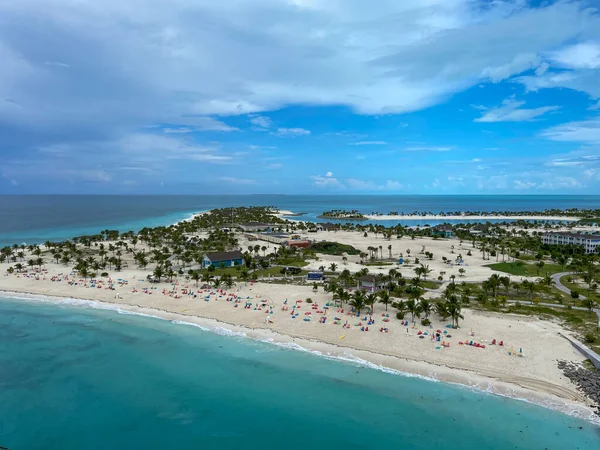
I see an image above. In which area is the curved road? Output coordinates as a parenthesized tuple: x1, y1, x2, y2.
(551, 271, 587, 300)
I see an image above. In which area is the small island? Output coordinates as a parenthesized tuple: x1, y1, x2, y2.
(317, 209, 367, 220)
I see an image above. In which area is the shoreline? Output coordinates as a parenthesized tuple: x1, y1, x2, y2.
(364, 214, 582, 221)
(2, 286, 598, 425)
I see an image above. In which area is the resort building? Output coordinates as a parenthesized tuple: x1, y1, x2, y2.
(469, 224, 487, 235)
(541, 232, 600, 254)
(358, 275, 386, 292)
(239, 222, 277, 232)
(431, 225, 454, 238)
(319, 223, 339, 232)
(202, 251, 244, 268)
(286, 239, 311, 249)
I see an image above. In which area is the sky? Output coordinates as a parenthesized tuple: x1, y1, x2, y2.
(2, 0, 600, 195)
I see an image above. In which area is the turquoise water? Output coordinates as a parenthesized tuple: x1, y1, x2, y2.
(1, 195, 599, 246)
(1, 296, 599, 450)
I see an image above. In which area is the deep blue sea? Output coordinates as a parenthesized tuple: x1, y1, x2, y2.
(1, 296, 599, 450)
(1, 195, 599, 246)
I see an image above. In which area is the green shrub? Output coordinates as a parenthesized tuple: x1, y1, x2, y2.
(306, 298, 313, 303)
(310, 241, 360, 255)
(421, 318, 431, 326)
(101, 272, 109, 277)
(584, 333, 597, 344)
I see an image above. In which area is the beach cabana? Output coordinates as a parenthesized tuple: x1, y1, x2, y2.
(202, 251, 244, 269)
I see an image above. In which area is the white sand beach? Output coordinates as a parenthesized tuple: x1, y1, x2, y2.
(1, 262, 596, 420)
(363, 214, 581, 221)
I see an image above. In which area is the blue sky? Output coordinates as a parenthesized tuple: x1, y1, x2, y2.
(2, 0, 600, 195)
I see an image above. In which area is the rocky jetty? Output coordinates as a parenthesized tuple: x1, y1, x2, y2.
(558, 360, 600, 416)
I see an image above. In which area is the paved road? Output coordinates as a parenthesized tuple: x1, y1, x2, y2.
(551, 271, 587, 300)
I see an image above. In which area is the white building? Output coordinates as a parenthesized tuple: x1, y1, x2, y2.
(541, 232, 600, 254)
(358, 275, 385, 292)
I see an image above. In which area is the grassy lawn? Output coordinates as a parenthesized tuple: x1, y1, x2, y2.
(275, 258, 309, 267)
(560, 275, 600, 303)
(486, 260, 564, 277)
(210, 266, 246, 276)
(253, 267, 309, 278)
(420, 280, 442, 289)
(467, 281, 571, 306)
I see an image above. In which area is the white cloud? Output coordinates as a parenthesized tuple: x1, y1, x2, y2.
(513, 180, 536, 190)
(535, 62, 549, 76)
(266, 163, 283, 169)
(550, 42, 600, 70)
(589, 100, 600, 111)
(583, 169, 598, 180)
(311, 171, 342, 188)
(1, 0, 598, 134)
(44, 61, 71, 68)
(163, 117, 238, 132)
(249, 145, 277, 150)
(345, 178, 404, 191)
(474, 97, 560, 122)
(218, 176, 256, 184)
(163, 127, 194, 133)
(516, 41, 600, 100)
(546, 159, 587, 167)
(350, 141, 387, 146)
(541, 119, 600, 145)
(384, 180, 403, 190)
(249, 115, 273, 129)
(273, 127, 311, 137)
(404, 146, 453, 152)
(79, 169, 111, 182)
(538, 176, 582, 190)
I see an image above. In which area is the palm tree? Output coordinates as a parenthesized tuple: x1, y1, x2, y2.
(191, 271, 201, 287)
(365, 293, 377, 315)
(539, 274, 553, 287)
(406, 299, 420, 322)
(378, 290, 392, 311)
(434, 301, 449, 320)
(153, 265, 164, 282)
(447, 301, 464, 328)
(213, 278, 222, 289)
(420, 299, 432, 318)
(394, 300, 407, 319)
(222, 274, 234, 289)
(350, 290, 366, 316)
(522, 280, 535, 303)
(583, 297, 598, 315)
(329, 263, 338, 273)
(201, 272, 213, 287)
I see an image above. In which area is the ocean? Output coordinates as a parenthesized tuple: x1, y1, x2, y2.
(1, 295, 599, 450)
(1, 194, 599, 247)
